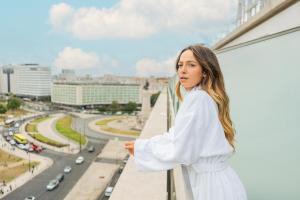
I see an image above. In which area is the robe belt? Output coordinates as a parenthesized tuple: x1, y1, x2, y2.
(192, 162, 228, 173)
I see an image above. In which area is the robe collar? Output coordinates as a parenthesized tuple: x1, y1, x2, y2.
(186, 85, 202, 93)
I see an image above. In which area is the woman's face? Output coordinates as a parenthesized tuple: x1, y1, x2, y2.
(177, 49, 204, 91)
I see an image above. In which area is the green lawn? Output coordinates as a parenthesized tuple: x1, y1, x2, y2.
(25, 123, 37, 132)
(26, 116, 67, 147)
(31, 116, 50, 123)
(56, 116, 86, 145)
(25, 116, 51, 133)
(29, 133, 68, 147)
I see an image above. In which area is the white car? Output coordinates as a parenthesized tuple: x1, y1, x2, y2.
(46, 179, 59, 191)
(64, 166, 72, 173)
(9, 139, 16, 145)
(104, 186, 114, 197)
(24, 196, 36, 200)
(14, 123, 20, 128)
(8, 131, 14, 136)
(17, 143, 30, 150)
(75, 156, 84, 164)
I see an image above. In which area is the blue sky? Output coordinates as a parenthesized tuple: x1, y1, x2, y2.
(0, 0, 237, 77)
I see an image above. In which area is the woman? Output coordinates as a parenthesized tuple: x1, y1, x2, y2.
(125, 44, 247, 200)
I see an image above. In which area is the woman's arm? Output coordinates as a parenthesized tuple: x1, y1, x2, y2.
(125, 91, 211, 172)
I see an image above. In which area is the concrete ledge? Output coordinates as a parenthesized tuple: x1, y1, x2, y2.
(109, 87, 168, 200)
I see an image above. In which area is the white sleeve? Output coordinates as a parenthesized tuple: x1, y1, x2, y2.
(134, 92, 209, 171)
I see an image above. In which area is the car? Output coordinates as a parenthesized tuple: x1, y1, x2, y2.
(17, 143, 30, 150)
(88, 145, 95, 152)
(75, 156, 84, 164)
(3, 132, 9, 137)
(30, 143, 43, 153)
(46, 179, 59, 191)
(119, 165, 124, 173)
(123, 158, 128, 164)
(24, 196, 36, 200)
(5, 136, 12, 141)
(8, 131, 14, 136)
(9, 139, 16, 145)
(56, 173, 64, 182)
(104, 186, 114, 197)
(14, 123, 20, 128)
(64, 166, 72, 173)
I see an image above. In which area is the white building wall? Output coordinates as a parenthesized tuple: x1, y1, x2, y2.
(0, 64, 51, 97)
(14, 65, 51, 96)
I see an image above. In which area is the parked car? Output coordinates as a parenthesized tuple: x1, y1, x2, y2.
(9, 139, 16, 146)
(30, 143, 43, 153)
(46, 179, 59, 191)
(8, 131, 14, 136)
(14, 123, 20, 128)
(56, 173, 64, 182)
(75, 156, 84, 164)
(24, 196, 36, 200)
(88, 145, 95, 152)
(17, 143, 30, 151)
(64, 166, 72, 173)
(5, 136, 12, 141)
(104, 186, 114, 197)
(3, 132, 9, 137)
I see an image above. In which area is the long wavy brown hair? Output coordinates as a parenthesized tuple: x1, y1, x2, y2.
(175, 44, 235, 150)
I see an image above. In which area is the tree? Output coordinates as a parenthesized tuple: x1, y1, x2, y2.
(97, 105, 107, 113)
(150, 91, 161, 107)
(123, 101, 138, 114)
(7, 98, 22, 110)
(0, 104, 7, 114)
(110, 101, 120, 114)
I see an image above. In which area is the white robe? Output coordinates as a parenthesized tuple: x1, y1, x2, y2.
(134, 87, 247, 200)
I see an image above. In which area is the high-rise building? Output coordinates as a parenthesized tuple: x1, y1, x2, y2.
(0, 64, 51, 98)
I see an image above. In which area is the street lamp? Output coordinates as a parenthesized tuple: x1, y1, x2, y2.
(79, 130, 82, 153)
(27, 150, 31, 172)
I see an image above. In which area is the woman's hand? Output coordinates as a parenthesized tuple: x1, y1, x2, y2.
(124, 141, 135, 156)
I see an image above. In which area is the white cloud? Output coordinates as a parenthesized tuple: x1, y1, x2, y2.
(135, 56, 177, 77)
(49, 0, 237, 39)
(49, 3, 74, 31)
(53, 47, 101, 69)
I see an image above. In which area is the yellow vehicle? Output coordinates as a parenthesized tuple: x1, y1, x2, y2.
(13, 134, 28, 144)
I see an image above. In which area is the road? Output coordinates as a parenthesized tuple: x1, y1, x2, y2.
(1, 112, 128, 200)
(2, 141, 105, 200)
(72, 116, 135, 141)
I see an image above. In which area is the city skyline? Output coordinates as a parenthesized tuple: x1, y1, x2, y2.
(0, 0, 237, 77)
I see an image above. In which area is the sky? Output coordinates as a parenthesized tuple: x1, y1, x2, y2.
(0, 0, 237, 77)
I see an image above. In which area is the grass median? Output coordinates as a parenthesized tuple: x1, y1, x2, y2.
(26, 116, 67, 148)
(29, 133, 68, 147)
(56, 115, 86, 145)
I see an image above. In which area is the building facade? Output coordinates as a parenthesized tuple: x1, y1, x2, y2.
(51, 82, 141, 106)
(0, 64, 51, 98)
